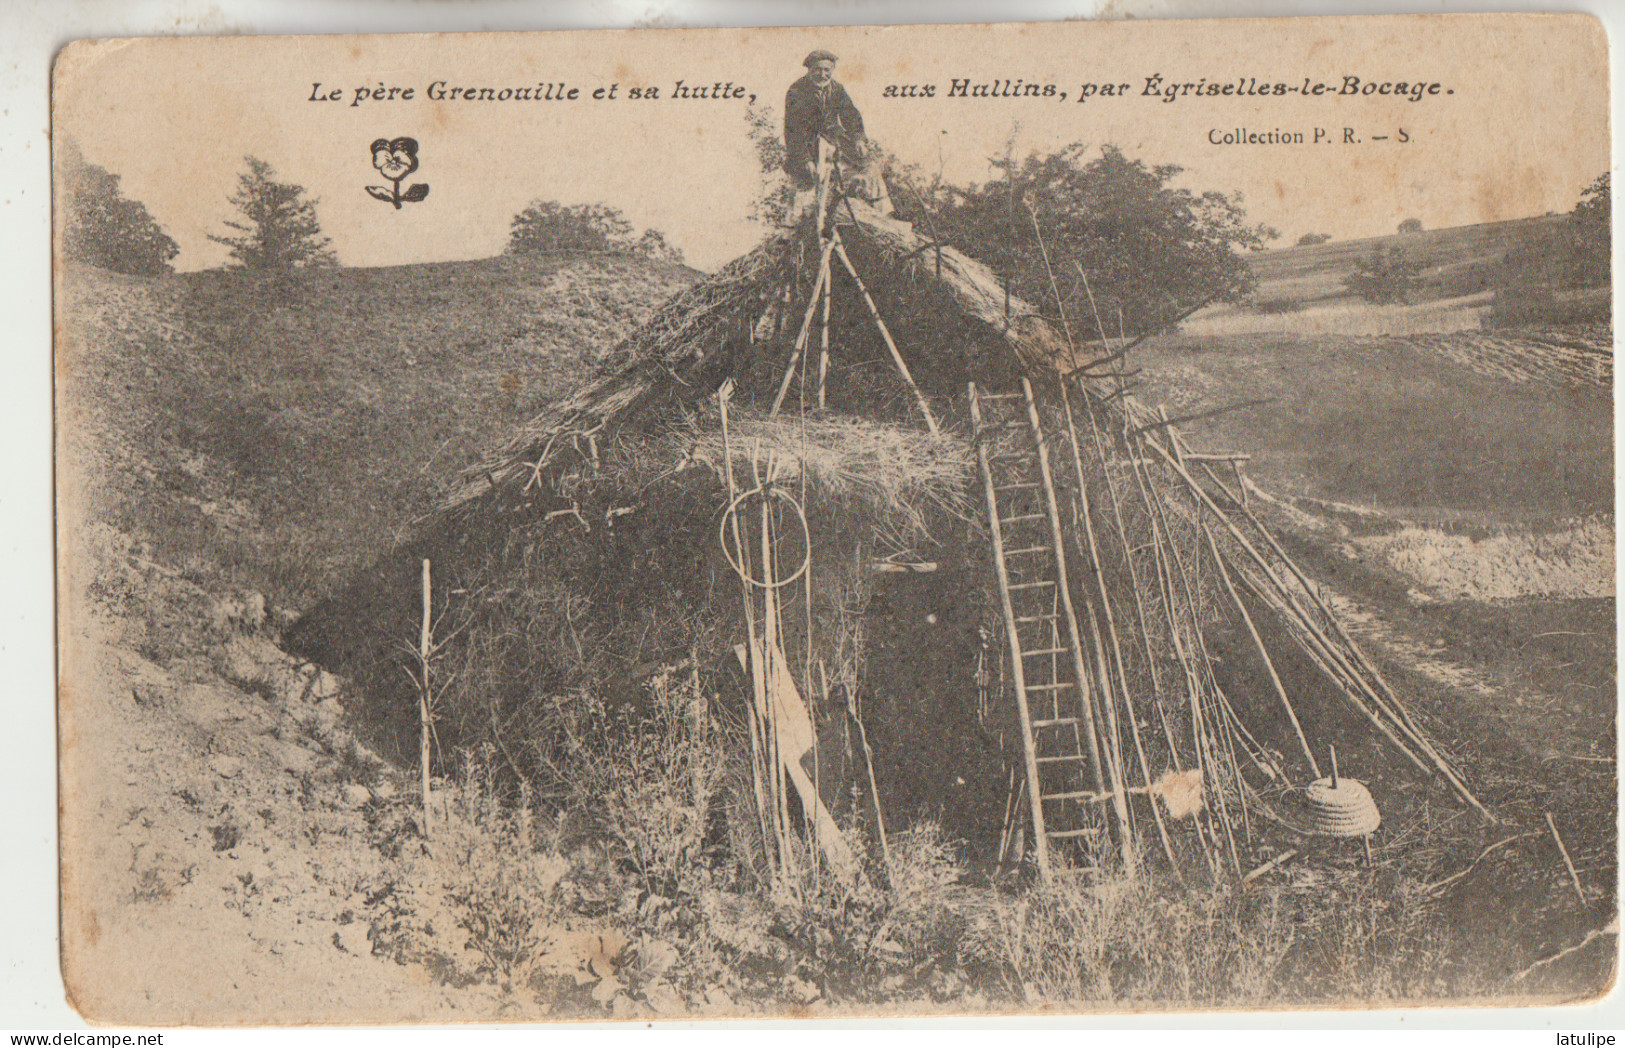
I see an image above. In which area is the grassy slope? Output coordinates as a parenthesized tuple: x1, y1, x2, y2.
(1130, 330, 1612, 520)
(1249, 215, 1572, 305)
(60, 253, 697, 611)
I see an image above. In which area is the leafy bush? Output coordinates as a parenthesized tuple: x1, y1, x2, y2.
(378, 757, 628, 1003)
(1569, 172, 1609, 287)
(208, 156, 336, 271)
(61, 141, 178, 276)
(1398, 217, 1424, 234)
(1296, 233, 1333, 247)
(896, 143, 1278, 337)
(506, 201, 684, 262)
(559, 665, 724, 896)
(743, 103, 794, 228)
(1346, 244, 1423, 304)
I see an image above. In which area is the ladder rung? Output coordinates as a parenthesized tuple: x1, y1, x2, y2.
(1032, 716, 1080, 729)
(1014, 614, 1059, 624)
(977, 392, 1025, 400)
(1023, 646, 1068, 657)
(995, 481, 1040, 492)
(1036, 752, 1087, 764)
(1026, 681, 1075, 693)
(981, 420, 1030, 432)
(1042, 789, 1096, 802)
(1000, 513, 1046, 525)
(985, 452, 1030, 464)
(1007, 580, 1055, 591)
(1046, 828, 1099, 840)
(1004, 545, 1048, 556)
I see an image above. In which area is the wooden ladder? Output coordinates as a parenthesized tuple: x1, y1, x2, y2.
(970, 378, 1123, 882)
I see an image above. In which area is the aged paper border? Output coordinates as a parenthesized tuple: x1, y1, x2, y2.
(12, 0, 1625, 1036)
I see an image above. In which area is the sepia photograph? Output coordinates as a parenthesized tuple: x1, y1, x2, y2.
(50, 14, 1613, 1024)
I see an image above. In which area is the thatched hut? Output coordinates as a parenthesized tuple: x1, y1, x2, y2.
(287, 198, 1488, 885)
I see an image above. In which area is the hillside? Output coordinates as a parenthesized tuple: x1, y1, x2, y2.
(1252, 215, 1573, 304)
(1185, 215, 1608, 338)
(56, 252, 701, 1021)
(60, 253, 697, 611)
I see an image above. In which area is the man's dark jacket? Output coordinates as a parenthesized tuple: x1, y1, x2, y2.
(783, 74, 864, 186)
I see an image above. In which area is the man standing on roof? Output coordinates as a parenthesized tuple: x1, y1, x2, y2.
(784, 50, 864, 190)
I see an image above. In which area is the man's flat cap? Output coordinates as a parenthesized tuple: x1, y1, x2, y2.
(803, 49, 838, 67)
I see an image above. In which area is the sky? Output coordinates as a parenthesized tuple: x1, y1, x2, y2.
(54, 15, 1609, 273)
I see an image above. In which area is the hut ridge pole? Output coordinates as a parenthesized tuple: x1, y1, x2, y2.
(419, 558, 434, 840)
(829, 233, 940, 436)
(970, 382, 1052, 883)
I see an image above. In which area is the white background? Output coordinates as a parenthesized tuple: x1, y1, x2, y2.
(3, 0, 1620, 1040)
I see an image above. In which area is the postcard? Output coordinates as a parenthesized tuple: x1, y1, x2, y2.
(52, 15, 1613, 1023)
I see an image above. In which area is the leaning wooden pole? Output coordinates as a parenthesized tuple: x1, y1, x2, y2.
(418, 558, 434, 841)
(770, 238, 837, 417)
(1057, 383, 1178, 871)
(831, 234, 940, 435)
(1200, 526, 1323, 778)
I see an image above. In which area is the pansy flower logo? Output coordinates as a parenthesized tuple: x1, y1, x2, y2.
(367, 137, 429, 209)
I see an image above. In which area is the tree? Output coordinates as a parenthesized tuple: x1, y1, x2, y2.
(1570, 172, 1609, 286)
(635, 229, 685, 264)
(1297, 232, 1333, 247)
(744, 102, 794, 228)
(208, 156, 336, 271)
(1346, 244, 1422, 304)
(506, 200, 683, 262)
(61, 141, 178, 276)
(902, 144, 1279, 337)
(1397, 217, 1424, 234)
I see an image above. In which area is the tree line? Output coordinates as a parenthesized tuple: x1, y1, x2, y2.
(62, 148, 686, 275)
(63, 137, 1611, 332)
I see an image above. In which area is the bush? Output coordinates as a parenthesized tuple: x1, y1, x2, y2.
(1296, 233, 1333, 247)
(1397, 218, 1424, 234)
(1569, 172, 1609, 287)
(1346, 244, 1423, 304)
(559, 665, 724, 896)
(506, 201, 684, 263)
(60, 141, 178, 276)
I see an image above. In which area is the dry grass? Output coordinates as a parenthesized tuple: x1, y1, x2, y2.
(639, 408, 975, 534)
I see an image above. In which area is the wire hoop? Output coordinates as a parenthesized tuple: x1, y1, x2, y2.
(718, 486, 811, 590)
